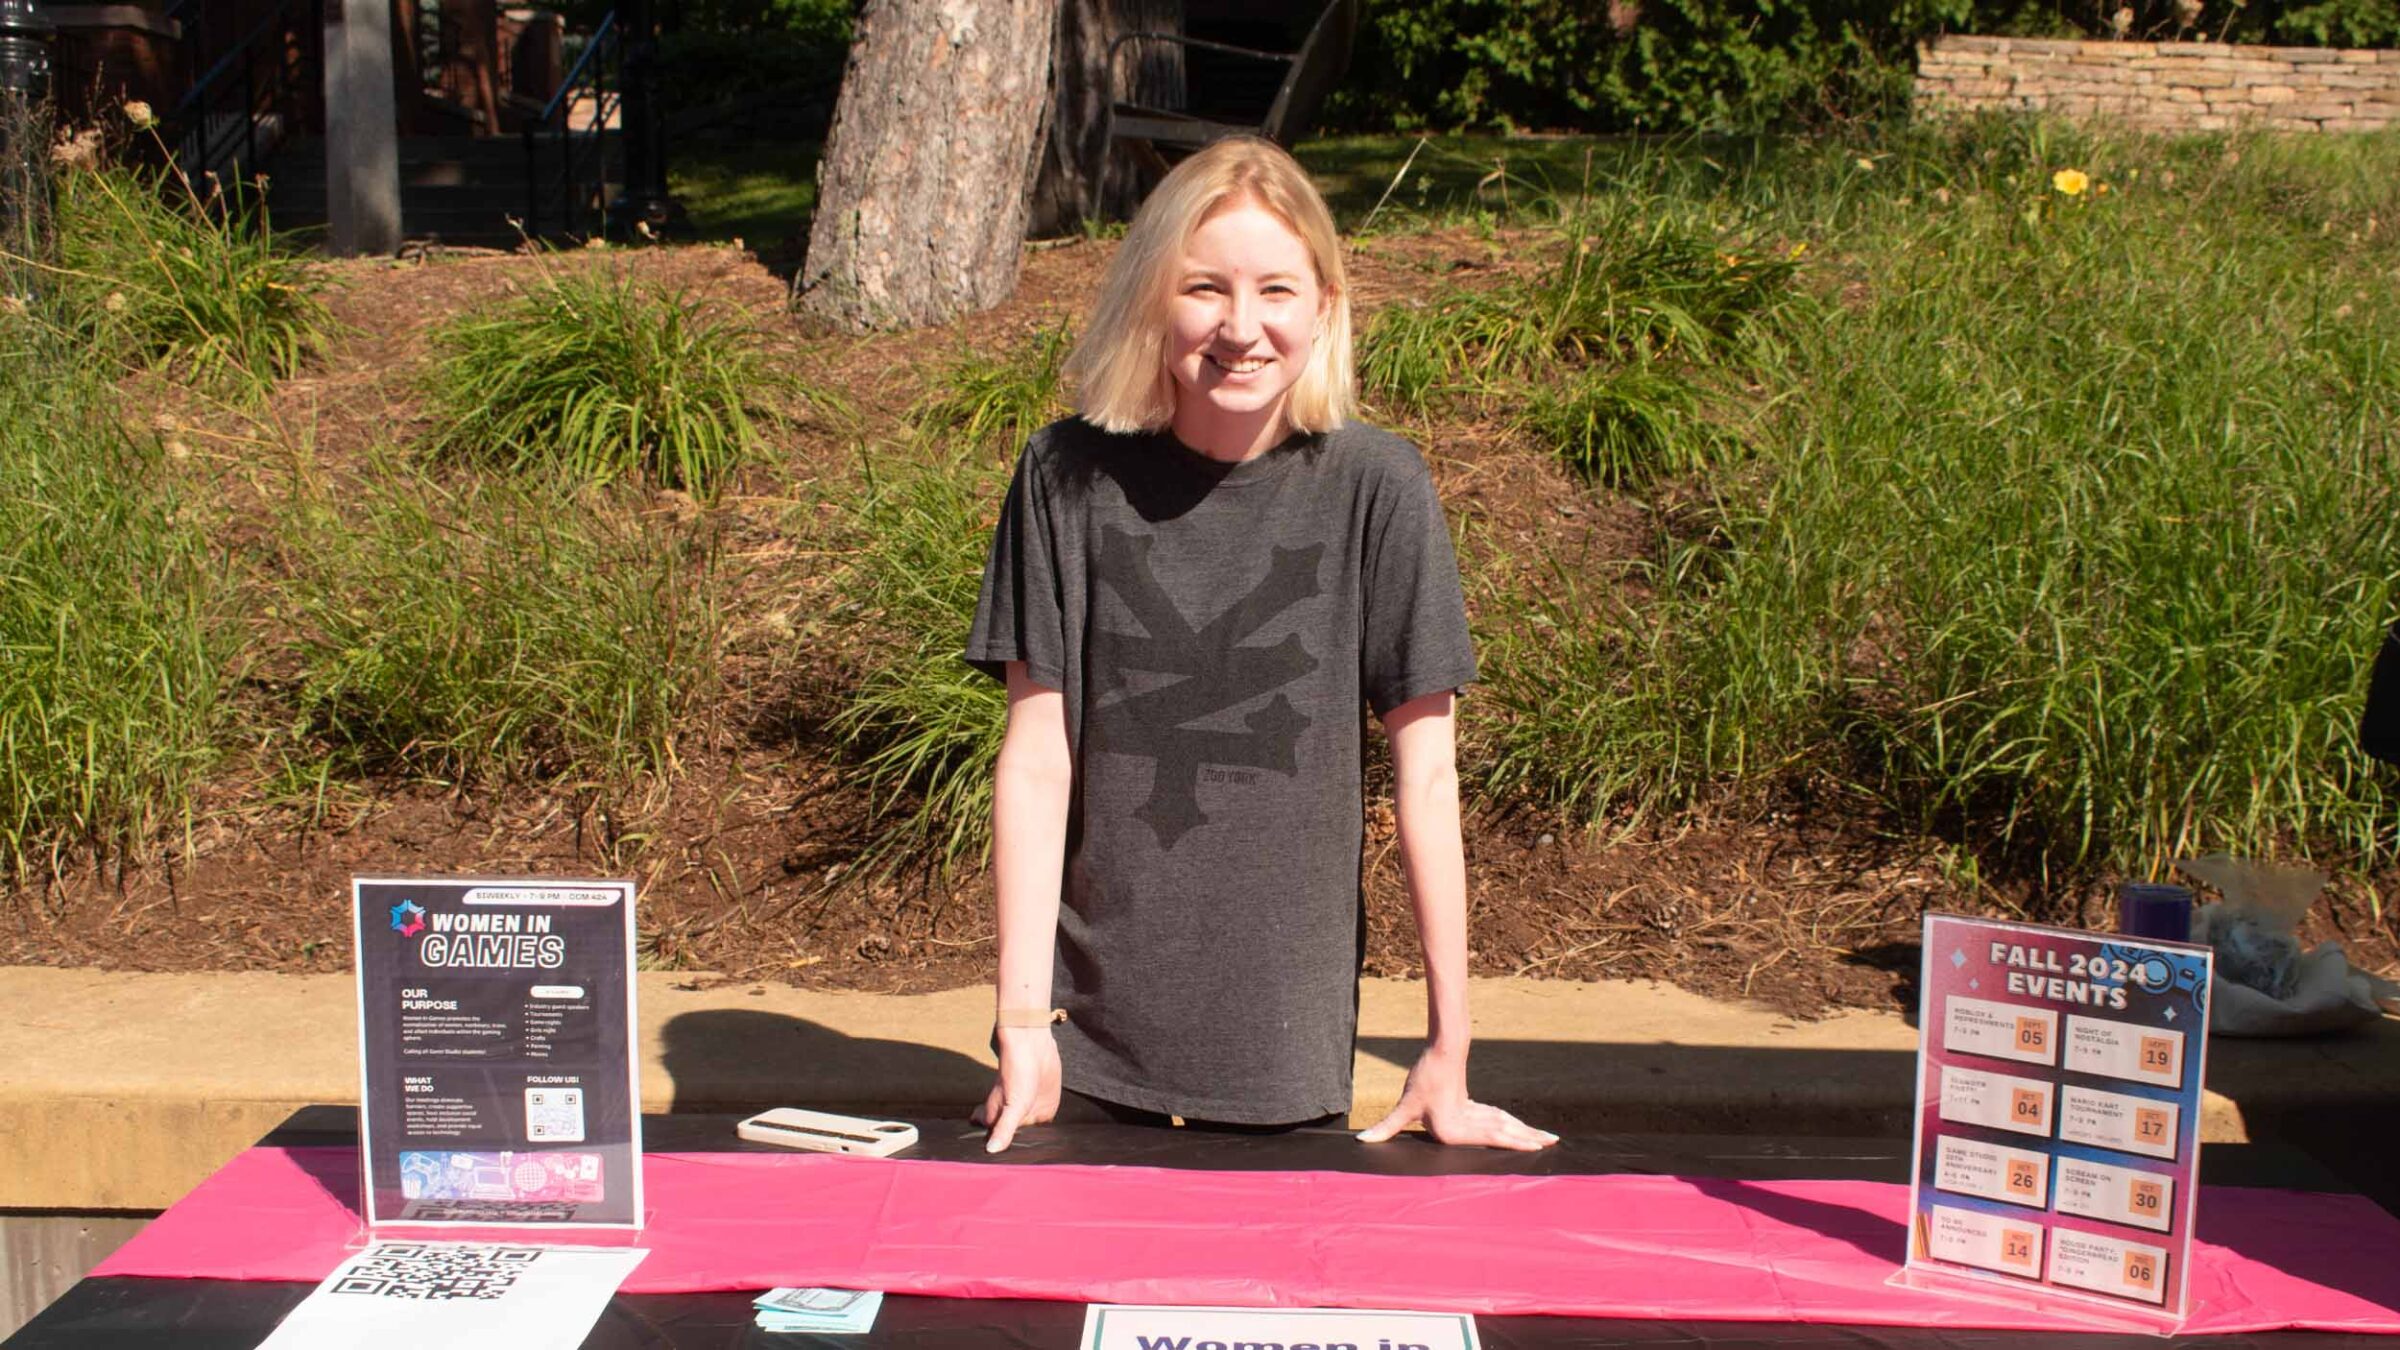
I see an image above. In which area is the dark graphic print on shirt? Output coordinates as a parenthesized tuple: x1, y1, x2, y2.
(1088, 525, 1322, 850)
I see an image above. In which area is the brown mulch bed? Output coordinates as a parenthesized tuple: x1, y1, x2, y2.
(7, 236, 2395, 1022)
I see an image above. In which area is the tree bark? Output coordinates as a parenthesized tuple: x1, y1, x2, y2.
(794, 0, 1058, 333)
(1026, 0, 1182, 238)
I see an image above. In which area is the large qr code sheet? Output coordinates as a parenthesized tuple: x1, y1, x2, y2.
(331, 1244, 545, 1301)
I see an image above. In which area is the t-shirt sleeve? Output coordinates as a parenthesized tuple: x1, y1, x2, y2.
(964, 443, 1068, 690)
(1361, 463, 1478, 717)
(2365, 620, 2400, 766)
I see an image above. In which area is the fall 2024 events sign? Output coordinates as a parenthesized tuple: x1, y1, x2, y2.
(1906, 914, 2212, 1322)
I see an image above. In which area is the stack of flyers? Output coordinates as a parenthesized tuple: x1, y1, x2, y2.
(753, 1287, 883, 1335)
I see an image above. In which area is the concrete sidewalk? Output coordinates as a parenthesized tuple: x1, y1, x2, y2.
(2, 966, 2394, 1211)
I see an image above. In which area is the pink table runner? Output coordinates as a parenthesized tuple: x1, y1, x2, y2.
(95, 1147, 2400, 1334)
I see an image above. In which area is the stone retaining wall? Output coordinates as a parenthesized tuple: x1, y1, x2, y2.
(1915, 34, 2400, 132)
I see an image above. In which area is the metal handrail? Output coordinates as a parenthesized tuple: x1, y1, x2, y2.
(171, 3, 289, 120)
(1103, 30, 1299, 70)
(539, 9, 614, 125)
(521, 11, 618, 238)
(166, 0, 314, 191)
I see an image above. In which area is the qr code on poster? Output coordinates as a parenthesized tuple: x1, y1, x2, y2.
(330, 1243, 543, 1300)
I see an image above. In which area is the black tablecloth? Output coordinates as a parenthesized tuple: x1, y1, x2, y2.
(6, 1107, 2386, 1350)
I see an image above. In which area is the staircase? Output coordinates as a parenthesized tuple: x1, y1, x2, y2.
(264, 133, 620, 248)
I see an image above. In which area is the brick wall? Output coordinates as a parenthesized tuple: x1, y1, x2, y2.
(1915, 35, 2400, 132)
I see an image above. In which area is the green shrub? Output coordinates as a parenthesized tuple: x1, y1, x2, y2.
(1475, 579, 1796, 831)
(1359, 213, 1802, 412)
(824, 450, 1010, 876)
(2270, 0, 2400, 45)
(1558, 212, 1806, 367)
(1479, 124, 2400, 874)
(289, 470, 721, 785)
(0, 345, 234, 874)
(51, 164, 325, 400)
(1325, 0, 1964, 134)
(422, 269, 779, 498)
(1355, 299, 1456, 414)
(1359, 285, 1553, 413)
(909, 323, 1072, 460)
(1522, 365, 1735, 486)
(661, 28, 847, 125)
(1321, 1, 2386, 136)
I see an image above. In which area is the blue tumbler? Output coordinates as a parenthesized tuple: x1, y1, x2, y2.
(2117, 882, 2194, 943)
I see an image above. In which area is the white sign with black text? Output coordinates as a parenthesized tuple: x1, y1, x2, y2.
(1080, 1305, 1480, 1350)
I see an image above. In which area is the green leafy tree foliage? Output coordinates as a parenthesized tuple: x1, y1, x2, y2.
(2271, 0, 2400, 46)
(1324, 0, 2398, 135)
(1328, 0, 1973, 132)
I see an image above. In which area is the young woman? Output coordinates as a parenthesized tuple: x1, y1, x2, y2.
(965, 136, 1555, 1153)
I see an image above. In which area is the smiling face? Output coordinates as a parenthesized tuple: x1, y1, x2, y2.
(1162, 198, 1327, 461)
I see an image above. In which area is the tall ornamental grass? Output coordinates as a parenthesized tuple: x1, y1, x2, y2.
(1359, 208, 1804, 415)
(823, 450, 1011, 877)
(908, 322, 1072, 460)
(1478, 120, 2400, 873)
(50, 160, 325, 401)
(1521, 365, 1738, 486)
(288, 469, 723, 785)
(422, 269, 779, 499)
(0, 341, 235, 874)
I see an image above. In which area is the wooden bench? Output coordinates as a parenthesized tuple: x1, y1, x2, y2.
(1102, 0, 1358, 156)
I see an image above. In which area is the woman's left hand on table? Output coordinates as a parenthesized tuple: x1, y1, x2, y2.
(1354, 1045, 1559, 1151)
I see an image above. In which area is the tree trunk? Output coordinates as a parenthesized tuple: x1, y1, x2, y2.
(1026, 0, 1182, 238)
(794, 0, 1058, 333)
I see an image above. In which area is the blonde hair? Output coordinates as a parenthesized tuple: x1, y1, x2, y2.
(1067, 136, 1356, 435)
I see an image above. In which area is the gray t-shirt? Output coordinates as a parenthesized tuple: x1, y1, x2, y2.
(965, 415, 1477, 1123)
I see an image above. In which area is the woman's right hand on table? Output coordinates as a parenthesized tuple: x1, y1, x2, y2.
(973, 1025, 1062, 1152)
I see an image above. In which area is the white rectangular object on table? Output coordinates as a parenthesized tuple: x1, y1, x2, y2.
(254, 1242, 645, 1350)
(1081, 1305, 1479, 1350)
(755, 1286, 885, 1333)
(737, 1108, 919, 1157)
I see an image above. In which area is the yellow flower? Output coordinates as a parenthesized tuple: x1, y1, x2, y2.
(1855, 156, 1876, 172)
(2052, 168, 2090, 197)
(122, 100, 155, 129)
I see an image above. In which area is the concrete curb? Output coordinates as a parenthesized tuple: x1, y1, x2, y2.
(2, 966, 2393, 1211)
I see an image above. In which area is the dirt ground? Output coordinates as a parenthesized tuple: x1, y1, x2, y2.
(7, 236, 2395, 1020)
